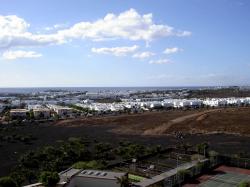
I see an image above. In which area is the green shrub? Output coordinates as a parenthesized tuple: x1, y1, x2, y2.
(10, 172, 25, 187)
(0, 176, 17, 187)
(39, 171, 59, 187)
(72, 160, 105, 169)
(238, 181, 250, 187)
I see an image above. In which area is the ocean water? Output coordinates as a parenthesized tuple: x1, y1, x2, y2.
(0, 87, 211, 94)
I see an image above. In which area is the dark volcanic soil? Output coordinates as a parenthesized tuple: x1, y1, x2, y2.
(1, 108, 250, 176)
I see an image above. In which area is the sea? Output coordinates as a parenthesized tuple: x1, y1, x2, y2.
(0, 86, 224, 94)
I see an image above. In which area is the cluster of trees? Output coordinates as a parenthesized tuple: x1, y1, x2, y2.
(0, 133, 35, 144)
(115, 141, 158, 160)
(0, 138, 157, 187)
(188, 87, 250, 98)
(68, 104, 95, 114)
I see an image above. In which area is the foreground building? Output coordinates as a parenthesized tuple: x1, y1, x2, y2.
(60, 169, 127, 187)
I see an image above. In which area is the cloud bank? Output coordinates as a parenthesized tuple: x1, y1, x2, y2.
(0, 9, 191, 50)
(91, 45, 139, 56)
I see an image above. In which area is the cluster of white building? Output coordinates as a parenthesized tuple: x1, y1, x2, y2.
(3, 96, 250, 120)
(74, 97, 250, 113)
(8, 104, 73, 119)
(203, 97, 250, 107)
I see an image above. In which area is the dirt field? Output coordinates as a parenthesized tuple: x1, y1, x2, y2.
(1, 108, 250, 177)
(165, 107, 250, 135)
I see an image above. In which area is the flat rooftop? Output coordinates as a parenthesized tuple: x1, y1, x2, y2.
(10, 109, 29, 112)
(76, 169, 125, 180)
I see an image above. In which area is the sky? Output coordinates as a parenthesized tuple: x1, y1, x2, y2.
(0, 0, 250, 87)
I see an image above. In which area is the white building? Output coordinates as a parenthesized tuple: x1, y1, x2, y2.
(149, 102, 162, 109)
(33, 109, 51, 119)
(0, 104, 5, 113)
(47, 104, 73, 116)
(203, 98, 227, 107)
(28, 104, 44, 110)
(10, 109, 29, 118)
(11, 100, 21, 107)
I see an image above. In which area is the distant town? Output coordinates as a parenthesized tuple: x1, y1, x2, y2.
(0, 87, 250, 123)
(1, 86, 250, 187)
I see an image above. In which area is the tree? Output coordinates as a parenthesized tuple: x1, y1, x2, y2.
(238, 181, 250, 187)
(116, 174, 130, 187)
(10, 172, 25, 187)
(39, 171, 59, 187)
(196, 142, 209, 157)
(0, 176, 17, 187)
(208, 150, 219, 167)
(177, 169, 192, 181)
(72, 160, 105, 170)
(28, 110, 34, 120)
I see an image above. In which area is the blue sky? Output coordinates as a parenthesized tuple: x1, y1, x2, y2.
(0, 0, 249, 87)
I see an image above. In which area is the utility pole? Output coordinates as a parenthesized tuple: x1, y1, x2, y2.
(177, 153, 179, 187)
(204, 146, 206, 158)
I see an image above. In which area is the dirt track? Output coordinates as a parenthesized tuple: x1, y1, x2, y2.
(143, 109, 221, 135)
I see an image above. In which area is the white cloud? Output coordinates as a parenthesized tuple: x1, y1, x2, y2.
(0, 15, 64, 49)
(59, 9, 191, 42)
(2, 50, 42, 60)
(91, 45, 139, 56)
(163, 47, 182, 54)
(132, 51, 155, 59)
(44, 23, 68, 31)
(177, 31, 191, 37)
(0, 9, 191, 49)
(149, 58, 171, 64)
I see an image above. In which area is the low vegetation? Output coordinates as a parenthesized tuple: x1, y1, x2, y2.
(39, 171, 59, 187)
(1, 137, 157, 186)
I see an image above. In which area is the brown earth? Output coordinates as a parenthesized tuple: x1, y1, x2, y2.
(165, 107, 250, 136)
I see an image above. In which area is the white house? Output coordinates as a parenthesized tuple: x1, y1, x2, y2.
(149, 102, 162, 109)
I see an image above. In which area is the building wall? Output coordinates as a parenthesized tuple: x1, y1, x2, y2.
(33, 110, 50, 118)
(10, 111, 27, 117)
(66, 176, 120, 187)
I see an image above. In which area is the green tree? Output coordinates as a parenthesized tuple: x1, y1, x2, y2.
(72, 160, 105, 169)
(39, 171, 59, 187)
(10, 172, 25, 187)
(116, 174, 130, 187)
(196, 142, 209, 156)
(238, 181, 250, 187)
(208, 150, 219, 167)
(177, 169, 192, 181)
(0, 176, 17, 187)
(28, 110, 34, 120)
